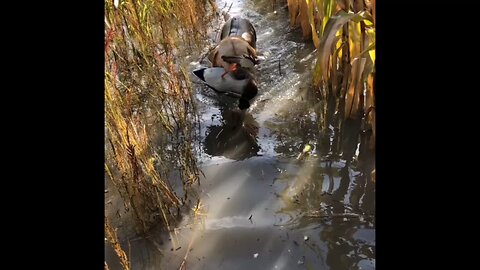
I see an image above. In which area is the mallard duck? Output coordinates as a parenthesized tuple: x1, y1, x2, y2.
(193, 66, 258, 109)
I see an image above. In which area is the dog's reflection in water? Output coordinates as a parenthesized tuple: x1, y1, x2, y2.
(203, 108, 260, 160)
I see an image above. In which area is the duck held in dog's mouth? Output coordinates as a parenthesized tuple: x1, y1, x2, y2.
(193, 66, 258, 110)
(196, 15, 259, 110)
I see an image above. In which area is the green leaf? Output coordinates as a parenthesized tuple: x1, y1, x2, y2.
(306, 0, 320, 48)
(352, 41, 375, 62)
(368, 49, 375, 63)
(303, 144, 312, 153)
(319, 0, 336, 37)
(318, 11, 354, 80)
(317, 10, 373, 80)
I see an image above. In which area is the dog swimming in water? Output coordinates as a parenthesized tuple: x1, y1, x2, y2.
(193, 13, 259, 111)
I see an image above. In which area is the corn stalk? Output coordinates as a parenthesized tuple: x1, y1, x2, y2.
(288, 0, 375, 173)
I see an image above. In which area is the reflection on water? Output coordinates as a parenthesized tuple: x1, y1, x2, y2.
(275, 158, 375, 270)
(105, 156, 375, 270)
(203, 108, 261, 160)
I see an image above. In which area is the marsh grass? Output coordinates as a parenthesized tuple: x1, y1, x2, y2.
(105, 0, 217, 268)
(288, 0, 375, 172)
(105, 217, 131, 270)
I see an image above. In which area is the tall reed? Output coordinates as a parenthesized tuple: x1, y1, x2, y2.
(288, 0, 375, 171)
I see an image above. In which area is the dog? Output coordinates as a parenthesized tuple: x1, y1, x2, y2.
(194, 14, 259, 111)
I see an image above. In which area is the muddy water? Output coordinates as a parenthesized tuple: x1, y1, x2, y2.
(106, 0, 375, 269)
